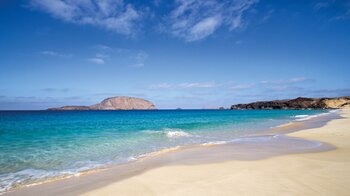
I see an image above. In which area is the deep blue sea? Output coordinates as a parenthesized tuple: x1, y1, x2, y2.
(0, 109, 331, 192)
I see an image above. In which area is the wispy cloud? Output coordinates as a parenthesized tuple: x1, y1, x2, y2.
(149, 78, 309, 92)
(0, 96, 93, 110)
(149, 82, 217, 89)
(95, 44, 112, 51)
(130, 51, 148, 68)
(314, 1, 350, 21)
(129, 63, 145, 68)
(41, 88, 70, 93)
(260, 77, 308, 84)
(135, 51, 149, 62)
(230, 83, 255, 90)
(28, 0, 259, 41)
(314, 2, 329, 10)
(179, 82, 217, 88)
(40, 50, 72, 58)
(88, 44, 113, 64)
(89, 45, 148, 67)
(88, 58, 105, 64)
(311, 88, 350, 97)
(29, 0, 141, 35)
(268, 85, 305, 92)
(188, 16, 222, 41)
(149, 83, 172, 89)
(262, 9, 274, 22)
(167, 0, 259, 41)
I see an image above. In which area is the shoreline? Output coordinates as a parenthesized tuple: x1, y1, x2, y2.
(83, 109, 349, 196)
(3, 110, 344, 195)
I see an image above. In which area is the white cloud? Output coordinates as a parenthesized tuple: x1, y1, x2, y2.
(168, 0, 258, 41)
(89, 45, 149, 67)
(268, 86, 305, 92)
(129, 63, 144, 68)
(149, 83, 172, 89)
(230, 83, 255, 90)
(41, 50, 72, 58)
(314, 1, 350, 21)
(262, 9, 274, 22)
(95, 44, 112, 51)
(87, 44, 112, 65)
(29, 0, 141, 35)
(95, 53, 109, 58)
(41, 88, 70, 92)
(29, 0, 259, 40)
(41, 50, 58, 56)
(149, 82, 217, 89)
(260, 77, 307, 84)
(135, 51, 149, 61)
(179, 82, 217, 88)
(88, 58, 105, 64)
(288, 77, 307, 83)
(130, 51, 148, 68)
(189, 16, 222, 41)
(314, 2, 329, 10)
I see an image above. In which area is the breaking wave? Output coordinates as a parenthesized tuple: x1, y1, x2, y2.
(142, 129, 192, 138)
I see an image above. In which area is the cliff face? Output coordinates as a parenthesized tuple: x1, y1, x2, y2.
(48, 96, 156, 110)
(230, 97, 350, 110)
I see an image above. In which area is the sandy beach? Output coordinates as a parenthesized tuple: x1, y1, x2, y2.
(4, 110, 349, 196)
(3, 1, 350, 195)
(79, 110, 350, 196)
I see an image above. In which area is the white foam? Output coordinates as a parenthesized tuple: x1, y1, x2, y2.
(127, 156, 137, 162)
(328, 109, 339, 113)
(141, 130, 163, 134)
(294, 112, 333, 121)
(142, 129, 192, 138)
(0, 161, 112, 194)
(201, 141, 228, 146)
(295, 115, 309, 118)
(166, 130, 191, 138)
(295, 115, 313, 121)
(0, 168, 62, 193)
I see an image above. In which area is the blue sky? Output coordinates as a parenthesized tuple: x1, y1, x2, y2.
(0, 0, 349, 109)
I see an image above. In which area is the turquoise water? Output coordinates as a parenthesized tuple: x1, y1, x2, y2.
(0, 109, 329, 192)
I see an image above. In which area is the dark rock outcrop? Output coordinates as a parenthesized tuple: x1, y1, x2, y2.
(48, 96, 157, 110)
(230, 96, 350, 110)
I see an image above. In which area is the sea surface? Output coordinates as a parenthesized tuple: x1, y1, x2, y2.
(0, 109, 333, 192)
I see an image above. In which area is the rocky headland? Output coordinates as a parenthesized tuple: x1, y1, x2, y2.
(231, 96, 350, 110)
(48, 96, 157, 110)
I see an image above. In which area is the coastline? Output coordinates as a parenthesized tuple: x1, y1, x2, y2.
(83, 110, 350, 196)
(4, 110, 349, 195)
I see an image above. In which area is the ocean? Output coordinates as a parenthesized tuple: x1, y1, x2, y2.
(0, 109, 332, 192)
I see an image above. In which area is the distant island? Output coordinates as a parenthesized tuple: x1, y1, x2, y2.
(48, 96, 157, 110)
(231, 96, 350, 110)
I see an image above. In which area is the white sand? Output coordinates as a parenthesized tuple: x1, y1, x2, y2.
(83, 110, 350, 196)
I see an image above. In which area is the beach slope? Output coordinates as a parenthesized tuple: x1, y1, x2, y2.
(83, 110, 350, 196)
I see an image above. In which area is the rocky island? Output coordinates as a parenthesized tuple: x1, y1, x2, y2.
(48, 96, 157, 110)
(231, 96, 350, 110)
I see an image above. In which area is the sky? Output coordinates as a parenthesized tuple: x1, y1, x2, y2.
(0, 0, 349, 110)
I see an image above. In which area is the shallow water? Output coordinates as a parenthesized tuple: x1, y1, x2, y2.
(0, 109, 332, 192)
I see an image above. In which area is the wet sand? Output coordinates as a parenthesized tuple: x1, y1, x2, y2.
(5, 110, 349, 196)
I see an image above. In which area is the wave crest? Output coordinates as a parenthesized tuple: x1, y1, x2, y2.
(294, 110, 337, 121)
(166, 130, 191, 138)
(142, 129, 192, 138)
